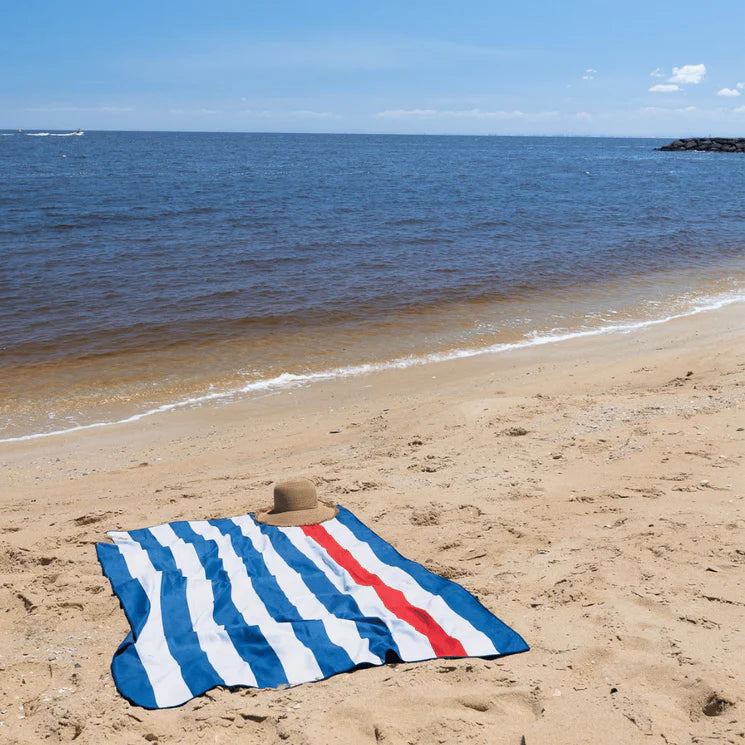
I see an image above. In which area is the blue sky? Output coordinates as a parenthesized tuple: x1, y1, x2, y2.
(2, 0, 744, 135)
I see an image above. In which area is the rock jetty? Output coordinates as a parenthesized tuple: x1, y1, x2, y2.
(657, 137, 745, 153)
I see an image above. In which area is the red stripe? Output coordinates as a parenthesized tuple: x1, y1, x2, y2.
(302, 523, 467, 657)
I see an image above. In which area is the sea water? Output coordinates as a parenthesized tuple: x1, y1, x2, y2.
(2, 131, 744, 441)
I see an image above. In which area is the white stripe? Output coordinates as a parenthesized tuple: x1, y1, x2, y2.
(149, 524, 258, 688)
(110, 533, 193, 707)
(187, 520, 324, 685)
(324, 520, 498, 656)
(280, 523, 436, 661)
(233, 516, 382, 667)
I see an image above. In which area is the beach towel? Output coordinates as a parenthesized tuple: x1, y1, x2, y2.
(97, 506, 529, 708)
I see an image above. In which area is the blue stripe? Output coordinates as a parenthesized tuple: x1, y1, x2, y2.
(97, 542, 151, 638)
(169, 520, 289, 688)
(97, 541, 134, 592)
(97, 543, 158, 708)
(334, 507, 530, 655)
(256, 521, 401, 664)
(212, 518, 356, 678)
(111, 636, 158, 709)
(128, 526, 224, 696)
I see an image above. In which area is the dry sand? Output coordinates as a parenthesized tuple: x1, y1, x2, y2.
(1, 303, 743, 744)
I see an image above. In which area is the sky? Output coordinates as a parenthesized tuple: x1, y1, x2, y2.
(2, 0, 744, 136)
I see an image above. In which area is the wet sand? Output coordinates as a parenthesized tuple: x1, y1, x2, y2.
(1, 301, 743, 744)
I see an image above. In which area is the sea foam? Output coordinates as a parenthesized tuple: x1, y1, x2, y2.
(23, 131, 84, 137)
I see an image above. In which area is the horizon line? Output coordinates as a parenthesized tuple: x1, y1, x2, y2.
(1, 127, 683, 139)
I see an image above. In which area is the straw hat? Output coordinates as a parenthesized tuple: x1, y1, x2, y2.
(255, 478, 338, 527)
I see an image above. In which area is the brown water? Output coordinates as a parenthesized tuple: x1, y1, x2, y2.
(3, 261, 744, 443)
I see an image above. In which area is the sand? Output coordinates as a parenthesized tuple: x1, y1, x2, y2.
(1, 302, 743, 744)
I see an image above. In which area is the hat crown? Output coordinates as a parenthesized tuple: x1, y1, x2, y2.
(273, 479, 317, 514)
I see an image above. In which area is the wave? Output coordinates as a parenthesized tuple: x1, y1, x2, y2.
(24, 131, 84, 137)
(2, 289, 743, 445)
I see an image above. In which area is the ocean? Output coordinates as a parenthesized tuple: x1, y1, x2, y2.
(2, 131, 744, 442)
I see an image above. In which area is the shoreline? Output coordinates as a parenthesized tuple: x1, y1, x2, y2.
(3, 267, 745, 444)
(1, 296, 743, 743)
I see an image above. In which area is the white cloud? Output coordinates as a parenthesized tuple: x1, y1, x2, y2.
(377, 108, 438, 118)
(668, 64, 706, 84)
(734, 105, 745, 113)
(582, 68, 597, 80)
(575, 112, 592, 121)
(639, 105, 699, 116)
(717, 88, 741, 97)
(650, 67, 665, 78)
(649, 84, 681, 93)
(291, 110, 332, 119)
(737, 82, 745, 90)
(376, 108, 558, 121)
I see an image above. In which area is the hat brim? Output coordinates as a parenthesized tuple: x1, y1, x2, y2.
(254, 502, 338, 527)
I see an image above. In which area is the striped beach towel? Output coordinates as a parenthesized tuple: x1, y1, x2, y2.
(97, 506, 528, 708)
